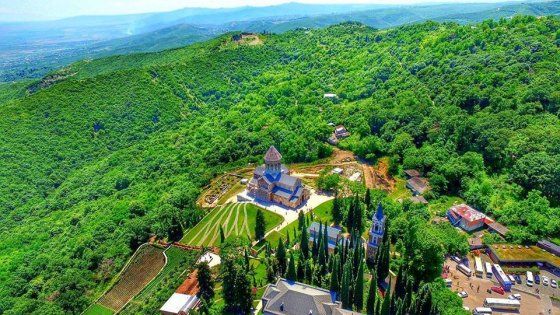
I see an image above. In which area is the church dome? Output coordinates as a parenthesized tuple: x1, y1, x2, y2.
(264, 146, 282, 163)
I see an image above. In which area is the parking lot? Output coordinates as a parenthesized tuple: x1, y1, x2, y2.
(445, 256, 560, 314)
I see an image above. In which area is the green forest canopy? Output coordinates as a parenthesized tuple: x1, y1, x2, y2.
(0, 16, 559, 313)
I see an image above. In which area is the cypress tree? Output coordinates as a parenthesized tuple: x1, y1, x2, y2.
(196, 262, 215, 302)
(298, 210, 305, 231)
(300, 224, 310, 259)
(394, 265, 405, 300)
(305, 259, 313, 283)
(276, 238, 287, 276)
(312, 225, 319, 259)
(332, 194, 343, 226)
(380, 282, 391, 315)
(341, 259, 353, 309)
(286, 252, 296, 281)
(255, 209, 266, 240)
(365, 189, 371, 211)
(329, 255, 340, 294)
(366, 273, 377, 315)
(354, 262, 365, 311)
(346, 196, 355, 231)
(354, 195, 363, 233)
(296, 256, 305, 281)
(317, 222, 324, 261)
(323, 222, 329, 263)
(244, 248, 250, 272)
(219, 226, 225, 243)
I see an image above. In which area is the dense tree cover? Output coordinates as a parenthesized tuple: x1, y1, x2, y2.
(0, 16, 559, 313)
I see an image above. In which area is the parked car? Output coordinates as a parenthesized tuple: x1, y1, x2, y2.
(543, 276, 550, 286)
(535, 274, 541, 284)
(508, 275, 516, 284)
(452, 256, 461, 263)
(552, 279, 558, 288)
(513, 293, 522, 300)
(491, 286, 505, 295)
(458, 291, 469, 298)
(514, 274, 522, 284)
(508, 295, 516, 300)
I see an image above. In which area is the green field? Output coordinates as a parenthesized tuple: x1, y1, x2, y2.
(181, 203, 283, 246)
(83, 304, 114, 315)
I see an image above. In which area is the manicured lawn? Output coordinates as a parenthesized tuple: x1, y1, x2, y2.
(312, 199, 334, 223)
(181, 203, 283, 246)
(83, 304, 113, 315)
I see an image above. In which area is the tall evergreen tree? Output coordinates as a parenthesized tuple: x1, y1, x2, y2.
(413, 284, 434, 315)
(296, 256, 305, 281)
(197, 262, 215, 302)
(300, 223, 310, 259)
(219, 226, 226, 244)
(341, 259, 353, 309)
(286, 252, 296, 281)
(366, 273, 377, 315)
(365, 189, 371, 211)
(346, 196, 355, 231)
(298, 210, 305, 231)
(276, 238, 287, 276)
(354, 262, 365, 311)
(322, 222, 329, 263)
(255, 208, 266, 241)
(380, 282, 391, 315)
(329, 255, 340, 294)
(332, 194, 343, 226)
(354, 194, 363, 233)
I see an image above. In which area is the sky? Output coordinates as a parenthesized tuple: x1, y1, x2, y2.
(0, 0, 521, 22)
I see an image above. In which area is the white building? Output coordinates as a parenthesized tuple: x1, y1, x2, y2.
(160, 293, 199, 315)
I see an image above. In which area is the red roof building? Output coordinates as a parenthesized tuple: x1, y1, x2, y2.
(447, 204, 487, 232)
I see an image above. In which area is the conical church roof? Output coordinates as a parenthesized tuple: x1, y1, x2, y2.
(264, 145, 282, 163)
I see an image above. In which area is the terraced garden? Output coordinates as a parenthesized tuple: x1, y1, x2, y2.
(181, 203, 283, 246)
(97, 244, 166, 312)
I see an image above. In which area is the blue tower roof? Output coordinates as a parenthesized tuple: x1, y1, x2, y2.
(374, 203, 384, 221)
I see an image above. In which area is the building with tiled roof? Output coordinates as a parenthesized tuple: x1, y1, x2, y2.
(262, 278, 361, 315)
(247, 146, 309, 208)
(308, 222, 343, 251)
(447, 204, 486, 232)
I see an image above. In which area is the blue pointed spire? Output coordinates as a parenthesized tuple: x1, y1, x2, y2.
(375, 203, 384, 221)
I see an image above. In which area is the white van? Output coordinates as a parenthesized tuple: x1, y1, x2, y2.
(526, 271, 534, 287)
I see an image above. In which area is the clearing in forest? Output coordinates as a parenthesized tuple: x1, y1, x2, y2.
(180, 203, 283, 246)
(97, 244, 166, 312)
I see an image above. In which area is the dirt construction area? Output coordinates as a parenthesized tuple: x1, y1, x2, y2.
(445, 257, 560, 314)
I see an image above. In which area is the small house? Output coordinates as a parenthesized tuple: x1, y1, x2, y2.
(404, 169, 421, 179)
(308, 222, 342, 251)
(447, 204, 486, 232)
(406, 177, 429, 196)
(160, 293, 199, 315)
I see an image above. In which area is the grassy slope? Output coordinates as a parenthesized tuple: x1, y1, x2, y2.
(181, 203, 283, 245)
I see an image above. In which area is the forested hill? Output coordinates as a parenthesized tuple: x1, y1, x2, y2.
(1, 16, 560, 313)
